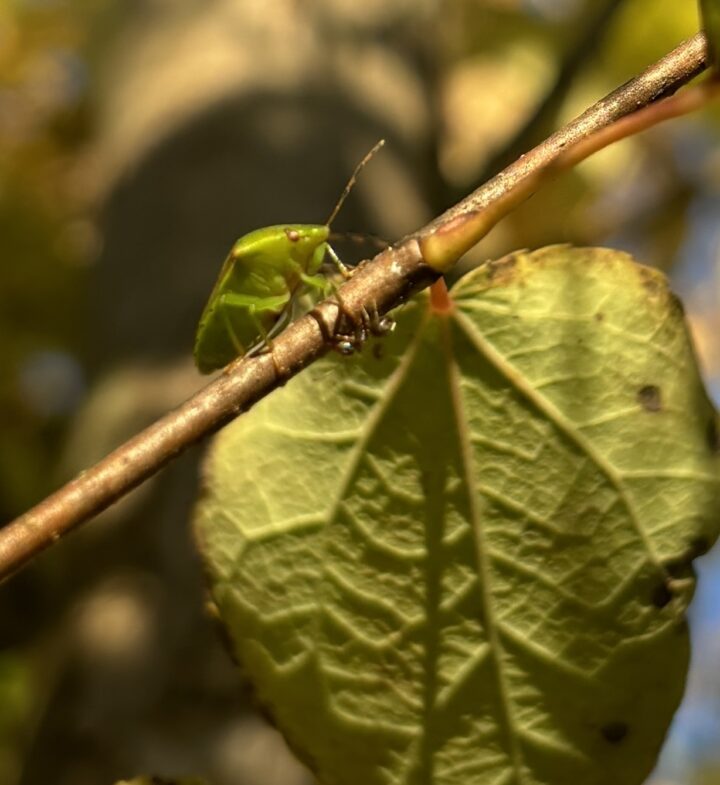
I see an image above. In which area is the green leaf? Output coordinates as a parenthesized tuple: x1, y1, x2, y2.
(195, 246, 720, 785)
(700, 0, 720, 66)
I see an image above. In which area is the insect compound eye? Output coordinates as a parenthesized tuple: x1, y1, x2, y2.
(285, 229, 301, 243)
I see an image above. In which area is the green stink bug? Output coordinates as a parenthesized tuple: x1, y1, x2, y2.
(193, 140, 385, 374)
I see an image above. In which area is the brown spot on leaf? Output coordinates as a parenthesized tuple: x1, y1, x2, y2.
(601, 722, 628, 744)
(664, 555, 692, 580)
(707, 418, 720, 453)
(637, 385, 662, 412)
(638, 266, 663, 295)
(486, 255, 518, 282)
(600, 722, 628, 744)
(595, 312, 604, 322)
(651, 582, 673, 609)
(689, 535, 710, 558)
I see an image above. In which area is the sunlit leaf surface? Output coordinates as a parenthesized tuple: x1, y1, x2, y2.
(195, 246, 720, 785)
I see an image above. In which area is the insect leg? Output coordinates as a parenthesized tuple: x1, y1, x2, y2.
(325, 245, 352, 279)
(360, 300, 396, 336)
(301, 271, 366, 348)
(299, 272, 391, 355)
(246, 288, 305, 354)
(333, 297, 395, 356)
(299, 272, 334, 295)
(216, 291, 290, 359)
(219, 307, 245, 357)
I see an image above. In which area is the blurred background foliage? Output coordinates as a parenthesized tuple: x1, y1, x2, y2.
(0, 0, 719, 783)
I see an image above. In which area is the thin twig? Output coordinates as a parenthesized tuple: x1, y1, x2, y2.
(0, 32, 711, 583)
(425, 32, 708, 231)
(419, 73, 720, 270)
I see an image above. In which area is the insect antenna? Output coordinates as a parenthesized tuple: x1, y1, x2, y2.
(326, 139, 386, 227)
(328, 231, 389, 251)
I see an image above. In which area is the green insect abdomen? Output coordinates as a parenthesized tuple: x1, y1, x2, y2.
(194, 302, 285, 373)
(193, 261, 292, 373)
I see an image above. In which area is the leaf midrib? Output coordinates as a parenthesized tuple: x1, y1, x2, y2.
(441, 315, 527, 784)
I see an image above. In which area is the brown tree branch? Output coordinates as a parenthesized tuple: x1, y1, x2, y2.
(0, 32, 711, 583)
(425, 32, 709, 232)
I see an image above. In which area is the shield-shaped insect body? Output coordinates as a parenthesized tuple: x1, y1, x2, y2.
(193, 140, 385, 374)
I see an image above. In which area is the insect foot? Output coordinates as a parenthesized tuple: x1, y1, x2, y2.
(330, 301, 396, 358)
(361, 303, 396, 337)
(330, 314, 369, 356)
(334, 339, 359, 356)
